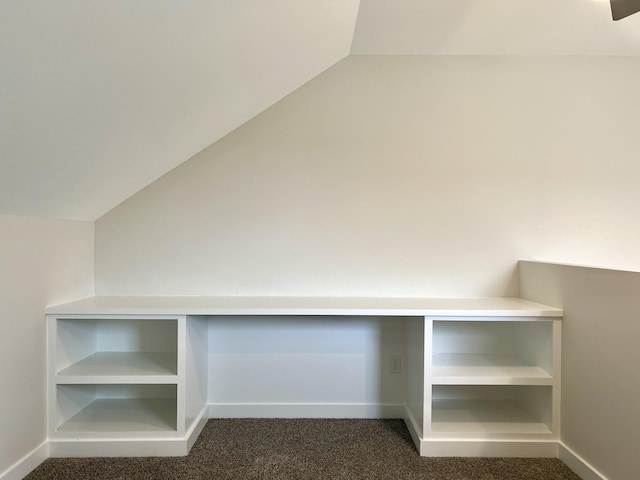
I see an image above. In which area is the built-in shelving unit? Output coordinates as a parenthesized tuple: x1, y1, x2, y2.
(416, 317, 561, 456)
(47, 314, 209, 456)
(46, 296, 562, 458)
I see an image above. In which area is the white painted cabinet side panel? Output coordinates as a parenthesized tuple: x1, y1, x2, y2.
(405, 317, 425, 437)
(185, 316, 209, 432)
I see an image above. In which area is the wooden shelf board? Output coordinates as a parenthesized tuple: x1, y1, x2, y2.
(431, 399, 551, 434)
(431, 354, 552, 385)
(57, 398, 177, 433)
(46, 296, 563, 317)
(55, 376, 178, 385)
(57, 352, 178, 378)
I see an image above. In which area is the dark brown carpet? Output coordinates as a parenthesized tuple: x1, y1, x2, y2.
(26, 419, 581, 479)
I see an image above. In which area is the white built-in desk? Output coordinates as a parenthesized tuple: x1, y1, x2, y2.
(46, 296, 562, 458)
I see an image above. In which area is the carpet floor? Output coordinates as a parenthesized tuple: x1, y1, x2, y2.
(26, 419, 582, 479)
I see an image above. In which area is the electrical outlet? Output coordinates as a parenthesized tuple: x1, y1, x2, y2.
(390, 354, 402, 374)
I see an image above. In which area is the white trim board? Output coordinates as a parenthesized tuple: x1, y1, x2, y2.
(559, 442, 609, 480)
(0, 441, 48, 480)
(48, 438, 190, 458)
(208, 403, 405, 419)
(417, 440, 559, 458)
(403, 406, 423, 451)
(186, 408, 209, 452)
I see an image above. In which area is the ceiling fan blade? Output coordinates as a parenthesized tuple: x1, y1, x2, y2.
(611, 0, 640, 20)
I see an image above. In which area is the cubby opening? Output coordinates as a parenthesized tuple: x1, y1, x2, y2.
(56, 318, 178, 378)
(431, 385, 552, 434)
(56, 384, 177, 433)
(432, 320, 553, 382)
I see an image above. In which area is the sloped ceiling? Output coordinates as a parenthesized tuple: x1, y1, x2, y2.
(3, 0, 640, 221)
(352, 0, 640, 54)
(0, 0, 360, 220)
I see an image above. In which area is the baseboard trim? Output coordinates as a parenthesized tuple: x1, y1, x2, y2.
(559, 442, 608, 480)
(402, 405, 422, 452)
(49, 437, 190, 457)
(0, 441, 49, 480)
(419, 439, 558, 457)
(208, 402, 405, 419)
(186, 407, 209, 452)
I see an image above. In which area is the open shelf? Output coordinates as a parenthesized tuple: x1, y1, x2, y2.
(431, 385, 552, 435)
(56, 352, 178, 383)
(55, 318, 178, 376)
(432, 353, 552, 385)
(432, 320, 554, 379)
(57, 398, 177, 433)
(431, 399, 551, 434)
(56, 384, 178, 434)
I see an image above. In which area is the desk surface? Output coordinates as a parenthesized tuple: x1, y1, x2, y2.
(46, 296, 562, 317)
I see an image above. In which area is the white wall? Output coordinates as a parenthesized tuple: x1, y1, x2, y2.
(207, 316, 406, 417)
(95, 55, 640, 298)
(520, 261, 640, 480)
(0, 0, 360, 220)
(0, 216, 93, 478)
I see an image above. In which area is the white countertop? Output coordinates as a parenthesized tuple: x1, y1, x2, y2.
(46, 296, 562, 317)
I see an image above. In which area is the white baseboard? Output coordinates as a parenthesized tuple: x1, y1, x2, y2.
(208, 402, 405, 419)
(559, 442, 608, 480)
(419, 439, 558, 458)
(49, 438, 190, 458)
(402, 405, 422, 451)
(0, 441, 49, 480)
(186, 407, 209, 452)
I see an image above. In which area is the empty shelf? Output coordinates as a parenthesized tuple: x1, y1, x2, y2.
(57, 398, 177, 433)
(431, 399, 551, 434)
